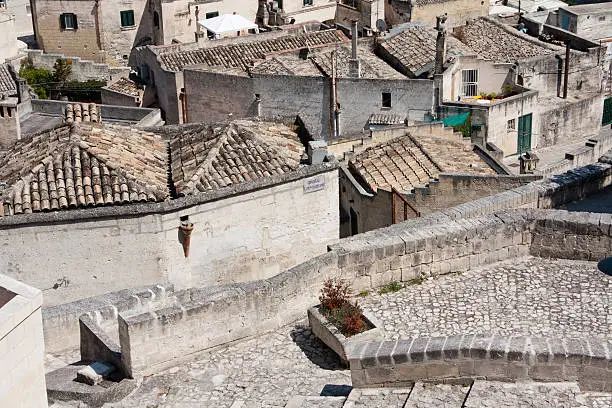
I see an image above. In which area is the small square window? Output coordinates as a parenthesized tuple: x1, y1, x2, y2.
(303, 0, 313, 6)
(508, 119, 516, 130)
(60, 13, 77, 30)
(382, 92, 392, 108)
(205, 11, 219, 19)
(120, 10, 135, 27)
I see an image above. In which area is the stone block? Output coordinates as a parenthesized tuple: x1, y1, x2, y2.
(473, 360, 508, 379)
(426, 362, 459, 378)
(506, 362, 529, 379)
(391, 339, 412, 365)
(409, 337, 429, 363)
(425, 336, 446, 360)
(442, 335, 461, 360)
(528, 364, 564, 381)
(457, 359, 475, 376)
(376, 340, 396, 366)
(76, 361, 115, 386)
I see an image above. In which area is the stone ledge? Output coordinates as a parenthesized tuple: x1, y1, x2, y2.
(348, 335, 612, 392)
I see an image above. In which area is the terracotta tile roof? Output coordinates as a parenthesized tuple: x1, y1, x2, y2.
(414, 0, 454, 4)
(369, 114, 405, 126)
(0, 64, 17, 97)
(455, 17, 561, 63)
(349, 134, 496, 193)
(64, 103, 100, 123)
(0, 123, 169, 216)
(250, 40, 404, 79)
(378, 24, 472, 77)
(159, 29, 347, 72)
(105, 78, 140, 97)
(167, 120, 304, 195)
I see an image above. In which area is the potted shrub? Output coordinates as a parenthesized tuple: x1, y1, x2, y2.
(308, 278, 384, 364)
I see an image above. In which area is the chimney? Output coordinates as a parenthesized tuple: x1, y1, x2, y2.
(308, 140, 328, 165)
(349, 20, 361, 78)
(434, 14, 447, 75)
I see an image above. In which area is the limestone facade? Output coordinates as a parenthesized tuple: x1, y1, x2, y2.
(386, 0, 489, 29)
(0, 274, 47, 408)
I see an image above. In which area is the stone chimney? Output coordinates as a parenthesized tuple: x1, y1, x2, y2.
(349, 20, 361, 78)
(434, 14, 447, 75)
(308, 140, 328, 165)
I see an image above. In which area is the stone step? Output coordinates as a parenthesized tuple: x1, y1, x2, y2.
(285, 396, 347, 408)
(343, 387, 412, 407)
(405, 381, 471, 408)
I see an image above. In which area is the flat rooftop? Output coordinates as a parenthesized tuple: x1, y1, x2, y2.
(562, 3, 612, 15)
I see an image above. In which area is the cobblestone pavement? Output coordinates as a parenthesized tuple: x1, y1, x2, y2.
(360, 257, 611, 341)
(47, 256, 611, 407)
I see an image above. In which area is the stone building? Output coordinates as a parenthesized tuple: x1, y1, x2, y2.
(0, 6, 26, 63)
(385, 0, 490, 29)
(443, 17, 605, 156)
(0, 119, 339, 305)
(101, 77, 143, 107)
(4, 0, 34, 36)
(339, 125, 508, 235)
(131, 24, 346, 124)
(0, 274, 47, 408)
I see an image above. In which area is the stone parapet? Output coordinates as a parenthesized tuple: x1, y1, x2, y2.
(348, 335, 612, 392)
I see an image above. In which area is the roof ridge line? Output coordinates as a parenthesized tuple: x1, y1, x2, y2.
(184, 123, 233, 192)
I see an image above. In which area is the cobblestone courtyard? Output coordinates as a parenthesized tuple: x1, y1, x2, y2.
(360, 257, 611, 341)
(49, 256, 611, 407)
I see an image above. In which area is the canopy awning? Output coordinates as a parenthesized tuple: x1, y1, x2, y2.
(198, 14, 259, 35)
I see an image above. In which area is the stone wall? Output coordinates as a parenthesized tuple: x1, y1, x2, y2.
(47, 157, 612, 377)
(26, 50, 130, 82)
(408, 173, 542, 217)
(116, 204, 611, 378)
(0, 274, 47, 408)
(0, 165, 339, 306)
(387, 0, 489, 28)
(349, 335, 611, 392)
(31, 0, 105, 63)
(184, 68, 434, 140)
(538, 92, 604, 148)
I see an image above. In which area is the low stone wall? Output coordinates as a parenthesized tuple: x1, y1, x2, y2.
(348, 335, 611, 392)
(407, 173, 542, 217)
(536, 130, 612, 176)
(25, 50, 129, 82)
(117, 205, 611, 378)
(43, 283, 174, 354)
(48, 157, 612, 374)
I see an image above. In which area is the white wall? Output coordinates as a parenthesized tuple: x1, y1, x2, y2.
(0, 169, 339, 306)
(0, 274, 47, 408)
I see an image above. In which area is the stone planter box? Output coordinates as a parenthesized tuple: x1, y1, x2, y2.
(308, 305, 384, 364)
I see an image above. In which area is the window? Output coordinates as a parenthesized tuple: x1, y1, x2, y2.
(26, 5, 31, 16)
(153, 11, 160, 28)
(303, 0, 313, 6)
(507, 119, 516, 131)
(382, 92, 391, 108)
(120, 10, 135, 27)
(461, 69, 478, 97)
(60, 13, 77, 30)
(205, 11, 219, 19)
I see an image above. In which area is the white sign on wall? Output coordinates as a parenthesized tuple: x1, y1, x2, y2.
(303, 176, 325, 193)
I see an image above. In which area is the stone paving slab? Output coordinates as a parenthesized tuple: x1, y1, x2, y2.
(344, 388, 411, 407)
(360, 257, 611, 340)
(405, 382, 469, 408)
(464, 381, 612, 408)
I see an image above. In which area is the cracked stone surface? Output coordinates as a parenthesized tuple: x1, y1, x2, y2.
(359, 257, 611, 341)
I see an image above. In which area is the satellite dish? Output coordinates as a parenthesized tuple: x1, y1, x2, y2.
(376, 19, 387, 33)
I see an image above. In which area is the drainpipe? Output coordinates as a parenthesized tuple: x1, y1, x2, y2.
(330, 51, 338, 139)
(555, 55, 562, 98)
(195, 6, 200, 43)
(179, 221, 194, 257)
(349, 20, 361, 78)
(563, 41, 570, 99)
(94, 0, 105, 56)
(179, 88, 188, 123)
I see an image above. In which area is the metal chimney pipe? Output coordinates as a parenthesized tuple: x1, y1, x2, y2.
(351, 20, 358, 60)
